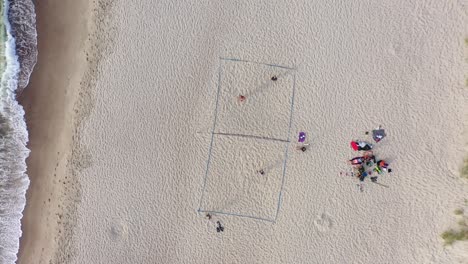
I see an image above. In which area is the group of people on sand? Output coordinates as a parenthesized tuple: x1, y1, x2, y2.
(205, 213, 224, 232)
(348, 128, 391, 184)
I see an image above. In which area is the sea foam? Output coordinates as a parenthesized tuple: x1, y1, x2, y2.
(0, 0, 37, 263)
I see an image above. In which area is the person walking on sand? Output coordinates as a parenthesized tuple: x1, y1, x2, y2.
(216, 221, 224, 232)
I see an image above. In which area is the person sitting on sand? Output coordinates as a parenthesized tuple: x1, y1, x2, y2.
(377, 160, 389, 171)
(348, 157, 365, 165)
(359, 171, 368, 182)
(354, 165, 365, 178)
(363, 152, 376, 165)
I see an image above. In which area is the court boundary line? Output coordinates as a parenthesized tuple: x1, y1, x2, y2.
(274, 73, 297, 222)
(219, 57, 296, 70)
(197, 61, 222, 210)
(198, 58, 297, 223)
(198, 209, 275, 223)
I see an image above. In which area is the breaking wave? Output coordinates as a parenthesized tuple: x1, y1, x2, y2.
(0, 0, 37, 263)
(7, 0, 37, 91)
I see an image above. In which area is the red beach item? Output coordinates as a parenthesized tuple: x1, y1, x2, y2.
(350, 141, 359, 151)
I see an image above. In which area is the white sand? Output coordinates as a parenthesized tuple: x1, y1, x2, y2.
(67, 0, 468, 263)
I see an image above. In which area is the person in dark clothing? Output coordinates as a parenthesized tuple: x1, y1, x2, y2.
(359, 171, 368, 181)
(216, 221, 224, 232)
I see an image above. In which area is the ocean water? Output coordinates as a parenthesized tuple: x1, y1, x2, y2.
(0, 0, 37, 263)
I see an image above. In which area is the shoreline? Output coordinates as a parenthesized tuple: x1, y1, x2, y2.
(16, 0, 91, 263)
(12, 0, 468, 263)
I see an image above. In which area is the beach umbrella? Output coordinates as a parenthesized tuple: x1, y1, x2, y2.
(350, 141, 359, 151)
(372, 129, 386, 143)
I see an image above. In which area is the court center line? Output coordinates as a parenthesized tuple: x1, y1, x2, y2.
(213, 132, 290, 143)
(198, 209, 275, 223)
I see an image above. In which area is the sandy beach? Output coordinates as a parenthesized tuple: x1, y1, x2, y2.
(17, 0, 90, 263)
(18, 0, 468, 263)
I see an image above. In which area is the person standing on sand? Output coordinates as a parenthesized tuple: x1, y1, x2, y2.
(216, 221, 224, 232)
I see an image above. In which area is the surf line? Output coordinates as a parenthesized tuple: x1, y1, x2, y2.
(212, 132, 290, 143)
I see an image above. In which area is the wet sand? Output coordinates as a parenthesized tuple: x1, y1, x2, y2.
(17, 0, 90, 263)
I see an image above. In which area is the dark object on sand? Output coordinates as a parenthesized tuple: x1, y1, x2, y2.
(216, 221, 224, 232)
(388, 169, 392, 173)
(370, 176, 378, 182)
(359, 171, 368, 182)
(258, 169, 265, 175)
(372, 129, 386, 143)
(238, 95, 246, 102)
(301, 146, 306, 152)
(271, 76, 278, 81)
(206, 213, 212, 220)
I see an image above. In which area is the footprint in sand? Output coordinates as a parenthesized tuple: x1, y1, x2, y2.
(109, 220, 128, 240)
(314, 213, 333, 232)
